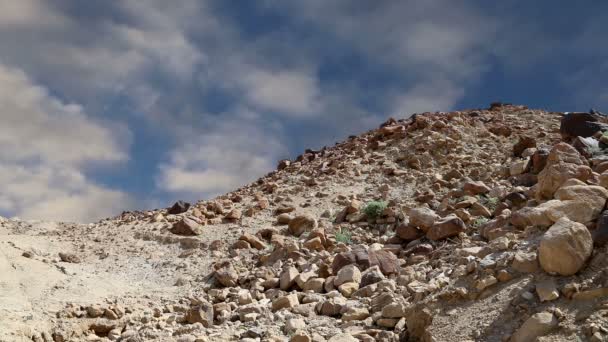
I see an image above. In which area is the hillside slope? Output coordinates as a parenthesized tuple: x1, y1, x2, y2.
(3, 104, 608, 341)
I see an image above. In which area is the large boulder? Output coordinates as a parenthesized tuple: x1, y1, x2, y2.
(536, 143, 592, 199)
(560, 112, 606, 139)
(546, 182, 608, 223)
(168, 200, 191, 215)
(538, 217, 593, 276)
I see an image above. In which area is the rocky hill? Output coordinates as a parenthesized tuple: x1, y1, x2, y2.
(3, 104, 608, 341)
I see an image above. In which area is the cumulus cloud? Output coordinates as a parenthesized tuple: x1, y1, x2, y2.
(157, 114, 287, 197)
(0, 64, 132, 222)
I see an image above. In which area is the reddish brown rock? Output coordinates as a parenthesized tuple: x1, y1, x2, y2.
(426, 215, 466, 241)
(170, 218, 203, 236)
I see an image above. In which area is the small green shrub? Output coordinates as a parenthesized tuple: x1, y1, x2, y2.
(363, 201, 388, 218)
(335, 229, 352, 244)
(471, 217, 489, 228)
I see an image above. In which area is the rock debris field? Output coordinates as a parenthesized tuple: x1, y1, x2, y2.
(4, 104, 608, 341)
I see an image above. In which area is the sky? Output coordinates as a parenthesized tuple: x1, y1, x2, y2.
(1, 1, 608, 222)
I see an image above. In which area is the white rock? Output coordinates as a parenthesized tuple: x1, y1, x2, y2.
(539, 217, 592, 276)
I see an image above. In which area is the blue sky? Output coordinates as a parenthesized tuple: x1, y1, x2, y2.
(1, 1, 607, 222)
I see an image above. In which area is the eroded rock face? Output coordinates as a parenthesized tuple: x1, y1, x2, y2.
(538, 217, 593, 276)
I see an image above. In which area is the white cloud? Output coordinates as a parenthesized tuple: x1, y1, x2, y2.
(240, 69, 320, 116)
(390, 79, 465, 118)
(157, 115, 287, 197)
(0, 64, 132, 222)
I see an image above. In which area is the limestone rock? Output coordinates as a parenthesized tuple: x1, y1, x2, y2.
(170, 217, 203, 236)
(539, 217, 593, 276)
(408, 207, 439, 231)
(334, 264, 361, 287)
(511, 312, 558, 342)
(272, 293, 299, 311)
(427, 214, 466, 241)
(288, 214, 317, 236)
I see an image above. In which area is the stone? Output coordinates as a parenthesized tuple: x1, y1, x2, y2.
(239, 233, 265, 250)
(367, 249, 399, 275)
(539, 217, 593, 276)
(536, 143, 592, 199)
(548, 184, 608, 223)
(318, 296, 346, 316)
(512, 251, 539, 273)
(277, 213, 293, 225)
(334, 264, 361, 287)
(408, 207, 439, 231)
(170, 218, 203, 236)
(290, 331, 311, 342)
(475, 276, 497, 291)
(288, 214, 317, 236)
(168, 200, 191, 215)
(304, 237, 324, 251)
(382, 302, 408, 318)
(395, 223, 423, 241)
(302, 278, 325, 293)
(593, 210, 608, 246)
(511, 205, 553, 229)
(560, 112, 606, 138)
(510, 312, 558, 342)
(215, 265, 239, 287)
(463, 181, 491, 196)
(426, 214, 466, 241)
(272, 293, 299, 311)
(510, 160, 528, 176)
(185, 301, 214, 327)
(536, 279, 559, 302)
(327, 334, 357, 342)
(59, 252, 81, 263)
(530, 148, 549, 174)
(226, 208, 242, 220)
(284, 318, 305, 333)
(280, 267, 299, 290)
(342, 307, 369, 321)
(360, 265, 385, 287)
(338, 282, 359, 297)
(513, 136, 537, 157)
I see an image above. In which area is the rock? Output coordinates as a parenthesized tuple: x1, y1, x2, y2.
(272, 293, 299, 311)
(395, 223, 423, 240)
(512, 251, 539, 273)
(288, 214, 317, 236)
(327, 334, 357, 342)
(530, 148, 549, 174)
(185, 301, 214, 327)
(511, 312, 558, 342)
(280, 266, 299, 290)
(367, 249, 399, 275)
(239, 233, 265, 250)
(539, 217, 593, 276)
(334, 264, 361, 287)
(342, 307, 369, 321)
(277, 159, 291, 170)
(593, 210, 608, 246)
(318, 296, 346, 316)
(408, 207, 439, 231)
(548, 183, 608, 223)
(510, 160, 528, 176)
(536, 279, 559, 302)
(304, 237, 324, 251)
(170, 218, 203, 236)
(382, 302, 408, 318)
(168, 200, 191, 215)
(536, 143, 592, 199)
(290, 331, 311, 342)
(284, 318, 305, 333)
(513, 136, 537, 157)
(338, 282, 359, 297)
(58, 252, 80, 263)
(360, 265, 385, 287)
(226, 208, 242, 220)
(215, 265, 239, 287)
(277, 213, 293, 225)
(463, 181, 491, 196)
(427, 214, 466, 241)
(302, 278, 325, 293)
(560, 112, 606, 138)
(475, 276, 497, 291)
(511, 205, 553, 229)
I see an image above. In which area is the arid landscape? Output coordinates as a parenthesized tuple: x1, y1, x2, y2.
(4, 104, 608, 341)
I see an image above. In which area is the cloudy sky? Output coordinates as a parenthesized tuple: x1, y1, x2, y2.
(1, 1, 607, 222)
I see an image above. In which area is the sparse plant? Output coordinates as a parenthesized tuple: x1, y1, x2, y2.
(335, 229, 352, 244)
(363, 201, 387, 219)
(471, 217, 489, 228)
